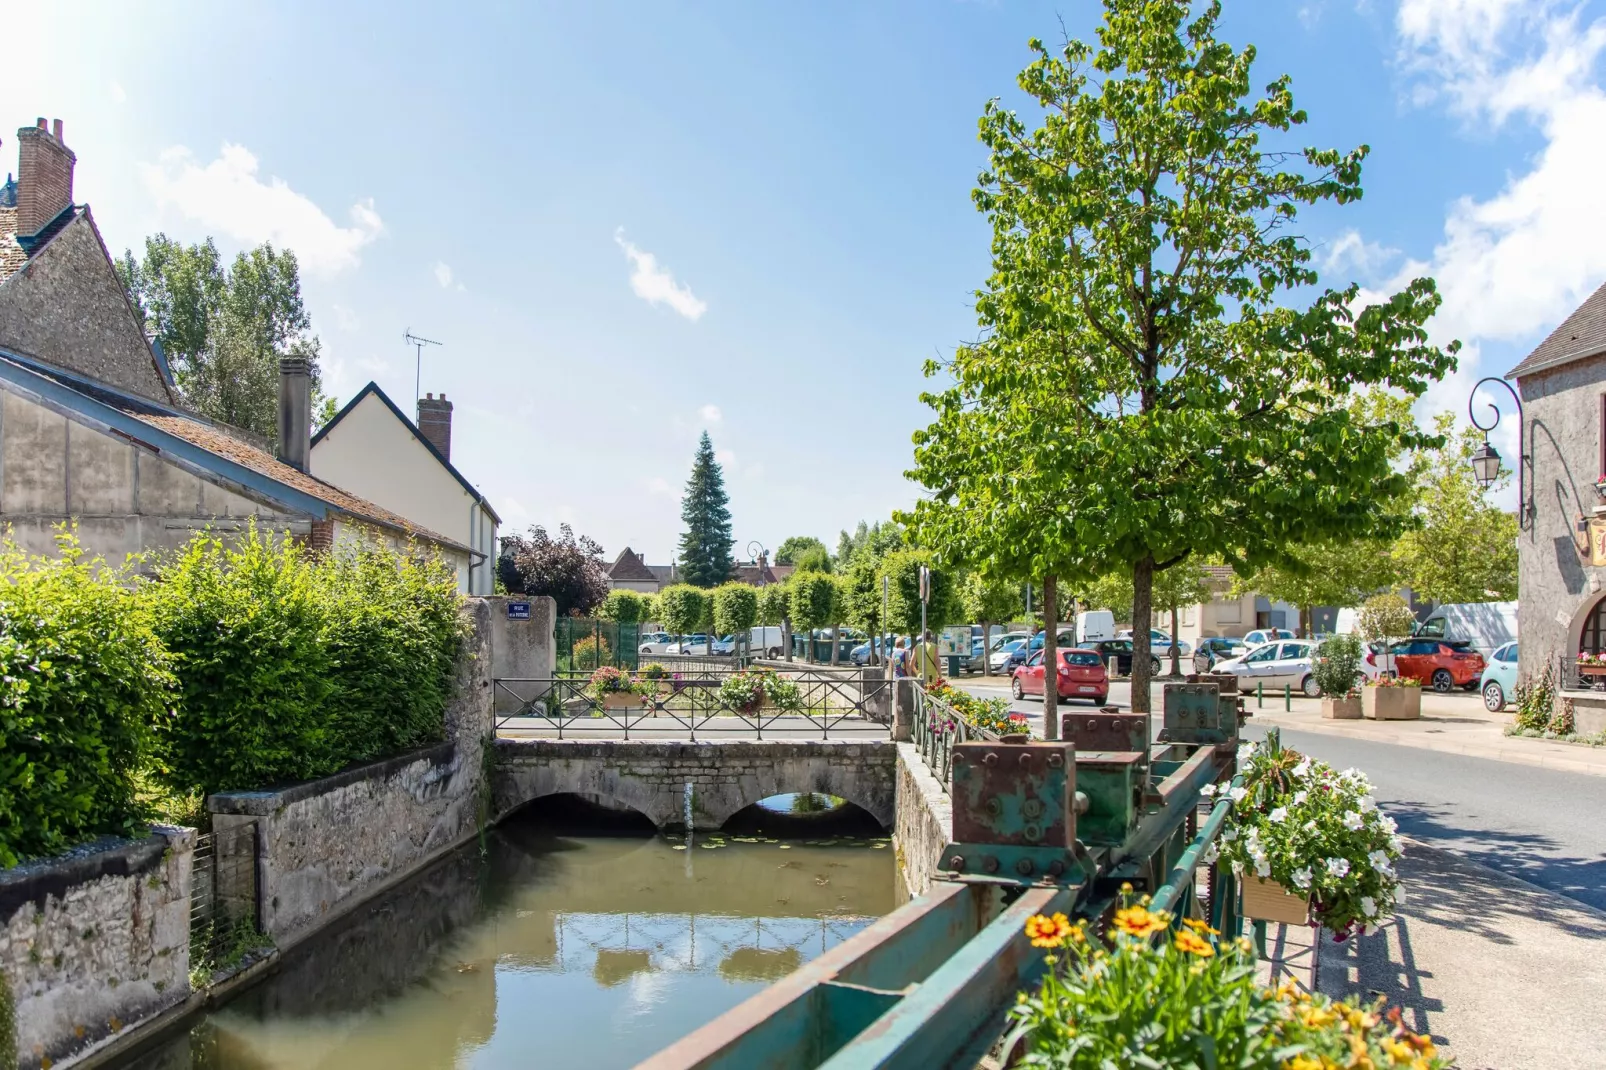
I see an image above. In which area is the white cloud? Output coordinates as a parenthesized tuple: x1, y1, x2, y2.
(110, 81, 126, 104)
(614, 228, 707, 321)
(647, 477, 676, 497)
(1321, 229, 1399, 278)
(715, 449, 736, 467)
(434, 261, 453, 288)
(699, 404, 722, 424)
(140, 143, 384, 276)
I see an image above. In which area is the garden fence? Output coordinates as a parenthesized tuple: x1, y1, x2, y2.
(556, 617, 641, 673)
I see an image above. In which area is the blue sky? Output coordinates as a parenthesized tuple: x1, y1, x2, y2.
(10, 1, 1604, 561)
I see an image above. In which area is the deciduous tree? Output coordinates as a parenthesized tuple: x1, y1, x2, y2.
(787, 573, 836, 663)
(904, 2, 1456, 717)
(677, 432, 735, 587)
(961, 571, 1023, 675)
(775, 536, 829, 567)
(497, 525, 610, 616)
(1395, 414, 1518, 604)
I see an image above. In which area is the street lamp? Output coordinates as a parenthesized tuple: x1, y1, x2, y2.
(1466, 376, 1533, 530)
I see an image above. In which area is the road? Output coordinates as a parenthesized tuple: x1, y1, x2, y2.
(953, 674, 1606, 912)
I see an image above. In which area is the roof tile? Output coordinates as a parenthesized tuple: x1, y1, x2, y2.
(1509, 279, 1606, 378)
(0, 207, 27, 283)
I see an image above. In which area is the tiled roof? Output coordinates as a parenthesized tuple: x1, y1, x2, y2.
(0, 207, 27, 283)
(1203, 565, 1236, 582)
(1509, 279, 1606, 378)
(609, 547, 658, 581)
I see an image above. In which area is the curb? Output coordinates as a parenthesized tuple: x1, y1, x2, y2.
(1249, 712, 1606, 778)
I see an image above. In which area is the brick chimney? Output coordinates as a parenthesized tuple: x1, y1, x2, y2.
(16, 118, 76, 236)
(277, 356, 312, 472)
(417, 392, 453, 461)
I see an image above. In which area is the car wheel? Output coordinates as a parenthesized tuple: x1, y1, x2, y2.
(1011, 677, 1024, 701)
(1091, 694, 1108, 707)
(1301, 674, 1320, 698)
(768, 647, 781, 658)
(1150, 656, 1162, 675)
(1483, 680, 1505, 712)
(1431, 668, 1454, 693)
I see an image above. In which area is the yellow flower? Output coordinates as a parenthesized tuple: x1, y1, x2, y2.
(1120, 881, 1134, 894)
(1112, 905, 1169, 938)
(1298, 1003, 1339, 1030)
(1025, 912, 1077, 948)
(1181, 917, 1220, 935)
(1173, 928, 1216, 957)
(1284, 1057, 1322, 1070)
(1382, 1039, 1415, 1065)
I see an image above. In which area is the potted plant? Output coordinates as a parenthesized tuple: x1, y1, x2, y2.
(1362, 675, 1421, 720)
(586, 666, 644, 710)
(1313, 633, 1363, 719)
(1209, 730, 1403, 938)
(717, 666, 803, 715)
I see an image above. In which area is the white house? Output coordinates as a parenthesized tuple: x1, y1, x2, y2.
(310, 384, 499, 594)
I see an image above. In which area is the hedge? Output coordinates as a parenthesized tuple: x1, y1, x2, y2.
(0, 532, 173, 867)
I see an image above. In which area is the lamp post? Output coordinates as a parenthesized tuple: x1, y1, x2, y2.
(1467, 376, 1533, 531)
(746, 541, 768, 664)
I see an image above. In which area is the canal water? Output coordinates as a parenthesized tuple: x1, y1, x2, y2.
(123, 798, 897, 1070)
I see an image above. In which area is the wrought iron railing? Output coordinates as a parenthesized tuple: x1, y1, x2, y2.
(1558, 654, 1606, 693)
(909, 682, 998, 790)
(494, 668, 892, 740)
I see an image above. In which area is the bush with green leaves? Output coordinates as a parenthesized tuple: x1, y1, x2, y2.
(1312, 633, 1363, 696)
(597, 589, 646, 623)
(0, 531, 173, 866)
(571, 634, 611, 670)
(655, 584, 707, 639)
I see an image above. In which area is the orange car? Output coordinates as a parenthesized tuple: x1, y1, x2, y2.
(1390, 640, 1485, 692)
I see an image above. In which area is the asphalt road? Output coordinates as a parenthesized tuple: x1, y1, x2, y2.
(956, 674, 1606, 913)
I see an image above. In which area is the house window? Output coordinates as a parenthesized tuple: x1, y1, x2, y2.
(1216, 601, 1241, 624)
(1581, 596, 1606, 655)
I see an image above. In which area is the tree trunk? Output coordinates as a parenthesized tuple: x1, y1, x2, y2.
(982, 621, 992, 677)
(1169, 603, 1181, 677)
(1301, 604, 1313, 639)
(783, 619, 793, 662)
(830, 624, 840, 665)
(1132, 556, 1154, 716)
(1043, 575, 1059, 741)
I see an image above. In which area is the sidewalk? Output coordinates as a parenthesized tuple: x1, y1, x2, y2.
(1242, 690, 1606, 778)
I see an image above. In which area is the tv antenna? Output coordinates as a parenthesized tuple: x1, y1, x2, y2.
(404, 329, 442, 404)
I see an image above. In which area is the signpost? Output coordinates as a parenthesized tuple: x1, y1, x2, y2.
(507, 601, 531, 621)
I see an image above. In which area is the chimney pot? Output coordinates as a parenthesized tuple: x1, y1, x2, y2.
(15, 118, 78, 236)
(51, 119, 62, 141)
(277, 356, 312, 472)
(35, 118, 45, 130)
(416, 393, 454, 462)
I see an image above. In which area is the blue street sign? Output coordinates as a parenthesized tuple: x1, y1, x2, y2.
(507, 601, 531, 620)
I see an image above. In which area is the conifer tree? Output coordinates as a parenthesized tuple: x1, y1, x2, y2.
(677, 431, 735, 587)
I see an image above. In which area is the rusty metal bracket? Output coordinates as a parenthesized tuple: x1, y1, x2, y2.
(1060, 707, 1147, 754)
(939, 738, 1082, 886)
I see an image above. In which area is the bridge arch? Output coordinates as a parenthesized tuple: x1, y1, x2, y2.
(492, 738, 896, 831)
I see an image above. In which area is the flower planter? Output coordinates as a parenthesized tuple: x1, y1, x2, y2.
(1321, 695, 1362, 720)
(1241, 877, 1311, 925)
(1362, 686, 1420, 720)
(597, 690, 643, 710)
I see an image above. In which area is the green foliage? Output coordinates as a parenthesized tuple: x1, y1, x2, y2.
(757, 583, 790, 626)
(833, 520, 905, 573)
(716, 668, 802, 714)
(189, 918, 272, 989)
(677, 432, 735, 587)
(960, 572, 1022, 629)
(879, 550, 960, 636)
(902, 1, 1457, 711)
(597, 589, 646, 624)
(570, 633, 610, 671)
(791, 545, 832, 573)
(1313, 634, 1363, 697)
(145, 527, 463, 798)
(1395, 413, 1519, 603)
(1514, 665, 1555, 732)
(117, 235, 333, 443)
(786, 573, 837, 637)
(655, 584, 708, 637)
(0, 531, 172, 868)
(1357, 593, 1415, 646)
(774, 536, 829, 567)
(711, 583, 758, 638)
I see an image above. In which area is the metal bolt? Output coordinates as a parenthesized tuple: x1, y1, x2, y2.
(1022, 798, 1043, 819)
(1019, 752, 1032, 767)
(983, 752, 998, 767)
(1023, 823, 1042, 843)
(948, 855, 966, 871)
(1016, 857, 1035, 876)
(983, 855, 1000, 874)
(1073, 791, 1090, 815)
(985, 797, 1002, 817)
(1047, 859, 1065, 877)
(1047, 752, 1064, 768)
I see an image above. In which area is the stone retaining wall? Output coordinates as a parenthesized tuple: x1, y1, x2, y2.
(493, 738, 897, 829)
(893, 743, 952, 898)
(0, 828, 193, 1070)
(209, 599, 494, 947)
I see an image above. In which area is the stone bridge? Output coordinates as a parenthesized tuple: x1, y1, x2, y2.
(491, 738, 897, 830)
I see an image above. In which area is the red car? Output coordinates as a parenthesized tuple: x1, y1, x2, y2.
(1012, 648, 1109, 705)
(1391, 640, 1485, 692)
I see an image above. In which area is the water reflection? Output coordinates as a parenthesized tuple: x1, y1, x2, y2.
(122, 812, 894, 1070)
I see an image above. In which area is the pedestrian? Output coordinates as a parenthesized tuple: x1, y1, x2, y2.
(891, 637, 909, 679)
(912, 630, 941, 686)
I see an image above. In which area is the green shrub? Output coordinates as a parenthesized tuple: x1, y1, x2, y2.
(0, 531, 173, 867)
(655, 584, 707, 638)
(711, 583, 758, 642)
(598, 589, 646, 624)
(571, 634, 611, 670)
(1513, 665, 1554, 732)
(1312, 633, 1362, 696)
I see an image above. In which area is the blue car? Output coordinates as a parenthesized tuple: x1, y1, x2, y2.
(1480, 641, 1519, 711)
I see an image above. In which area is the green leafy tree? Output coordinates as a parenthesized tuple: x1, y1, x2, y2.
(792, 545, 832, 573)
(1394, 414, 1518, 604)
(597, 589, 647, 624)
(757, 583, 789, 627)
(1236, 539, 1394, 638)
(775, 536, 830, 567)
(655, 584, 708, 641)
(676, 432, 735, 587)
(962, 572, 1023, 675)
(712, 582, 759, 656)
(1358, 592, 1417, 672)
(903, 3, 1456, 716)
(880, 549, 961, 638)
(117, 236, 335, 441)
(498, 525, 610, 616)
(787, 573, 837, 662)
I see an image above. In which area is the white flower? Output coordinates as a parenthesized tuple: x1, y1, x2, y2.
(1360, 895, 1378, 918)
(1292, 790, 1308, 806)
(1255, 858, 1271, 878)
(1368, 850, 1394, 875)
(1304, 820, 1319, 833)
(1290, 866, 1313, 891)
(1293, 757, 1313, 778)
(1359, 795, 1377, 813)
(1325, 857, 1351, 878)
(1269, 806, 1288, 824)
(1231, 860, 1244, 875)
(1222, 827, 1238, 842)
(1381, 815, 1398, 834)
(1199, 783, 1218, 798)
(1360, 922, 1379, 937)
(1229, 786, 1248, 803)
(1201, 842, 1219, 865)
(1343, 811, 1364, 830)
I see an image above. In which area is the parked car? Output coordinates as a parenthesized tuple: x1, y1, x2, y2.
(710, 634, 736, 655)
(638, 632, 677, 655)
(1242, 628, 1296, 648)
(1212, 639, 1321, 696)
(749, 626, 785, 658)
(1027, 629, 1078, 653)
(965, 638, 990, 673)
(1074, 639, 1162, 677)
(1117, 628, 1192, 658)
(1077, 610, 1117, 642)
(990, 638, 1031, 672)
(1480, 641, 1519, 711)
(1012, 648, 1110, 705)
(1360, 640, 1396, 681)
(849, 635, 901, 666)
(667, 633, 712, 655)
(1391, 639, 1485, 692)
(1413, 601, 1517, 663)
(1192, 636, 1248, 673)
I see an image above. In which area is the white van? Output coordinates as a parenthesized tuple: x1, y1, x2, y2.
(1412, 601, 1516, 661)
(1077, 610, 1116, 643)
(748, 626, 785, 658)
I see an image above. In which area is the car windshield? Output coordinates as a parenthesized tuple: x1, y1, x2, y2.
(1064, 651, 1102, 667)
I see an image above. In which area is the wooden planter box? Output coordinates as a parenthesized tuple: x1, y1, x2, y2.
(597, 690, 643, 710)
(1241, 877, 1310, 925)
(1362, 685, 1421, 720)
(1322, 695, 1362, 720)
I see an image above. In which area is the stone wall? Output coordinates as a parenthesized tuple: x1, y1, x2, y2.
(484, 595, 555, 714)
(208, 599, 494, 947)
(893, 743, 952, 899)
(493, 738, 897, 829)
(0, 827, 193, 1070)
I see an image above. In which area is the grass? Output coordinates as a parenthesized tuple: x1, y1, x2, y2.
(189, 918, 272, 989)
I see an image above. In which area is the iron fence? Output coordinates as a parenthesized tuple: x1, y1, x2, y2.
(908, 683, 999, 790)
(494, 668, 892, 739)
(1558, 654, 1606, 693)
(190, 819, 259, 966)
(556, 617, 641, 673)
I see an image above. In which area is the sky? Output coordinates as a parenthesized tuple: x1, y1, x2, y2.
(8, 0, 1605, 563)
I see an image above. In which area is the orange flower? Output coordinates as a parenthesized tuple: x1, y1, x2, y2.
(1181, 917, 1220, 935)
(1112, 905, 1169, 938)
(1025, 912, 1077, 948)
(1173, 928, 1215, 957)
